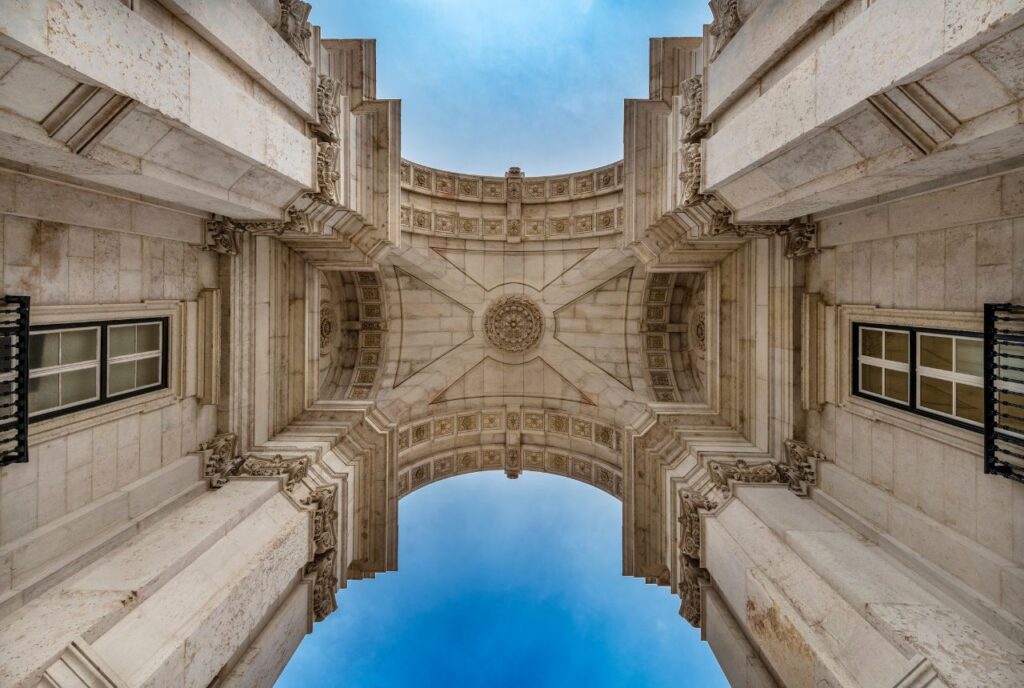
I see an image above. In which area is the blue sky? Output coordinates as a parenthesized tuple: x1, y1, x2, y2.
(310, 0, 711, 176)
(276, 472, 728, 687)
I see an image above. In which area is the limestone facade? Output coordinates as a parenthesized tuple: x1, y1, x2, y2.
(1, 1, 1024, 686)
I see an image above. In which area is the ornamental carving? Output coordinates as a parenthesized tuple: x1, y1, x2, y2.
(199, 433, 240, 487)
(205, 219, 242, 256)
(681, 143, 703, 207)
(678, 558, 708, 628)
(305, 549, 338, 621)
(483, 295, 544, 353)
(315, 142, 341, 205)
(679, 490, 717, 559)
(707, 458, 783, 494)
(304, 484, 339, 555)
(681, 76, 710, 144)
(709, 0, 742, 62)
(780, 439, 828, 497)
(236, 454, 310, 492)
(278, 0, 312, 63)
(320, 305, 334, 351)
(310, 74, 341, 143)
(779, 220, 819, 259)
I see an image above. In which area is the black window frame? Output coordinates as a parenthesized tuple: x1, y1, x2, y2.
(852, 321, 983, 433)
(28, 316, 170, 422)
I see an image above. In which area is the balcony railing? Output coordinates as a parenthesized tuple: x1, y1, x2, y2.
(0, 295, 30, 465)
(985, 303, 1024, 483)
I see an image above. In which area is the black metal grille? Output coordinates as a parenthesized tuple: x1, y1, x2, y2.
(985, 303, 1024, 483)
(0, 295, 30, 466)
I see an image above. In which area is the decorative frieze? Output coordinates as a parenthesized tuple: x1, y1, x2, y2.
(709, 0, 742, 62)
(278, 0, 313, 63)
(198, 433, 313, 493)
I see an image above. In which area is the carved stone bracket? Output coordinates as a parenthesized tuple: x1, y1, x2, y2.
(681, 143, 704, 207)
(310, 74, 342, 144)
(305, 549, 338, 621)
(278, 0, 312, 64)
(681, 76, 711, 144)
(236, 454, 311, 492)
(780, 439, 829, 497)
(701, 209, 819, 259)
(706, 440, 829, 498)
(204, 219, 243, 256)
(304, 484, 339, 555)
(709, 0, 742, 62)
(314, 142, 341, 205)
(707, 458, 784, 495)
(303, 484, 340, 622)
(678, 557, 709, 628)
(199, 433, 241, 487)
(679, 490, 718, 560)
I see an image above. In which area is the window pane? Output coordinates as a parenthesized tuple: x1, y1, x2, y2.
(956, 383, 984, 424)
(920, 334, 953, 371)
(861, 364, 883, 395)
(109, 325, 136, 357)
(885, 331, 909, 364)
(61, 329, 98, 365)
(61, 367, 97, 406)
(885, 370, 909, 403)
(29, 374, 59, 413)
(136, 356, 159, 387)
(920, 376, 953, 415)
(109, 361, 135, 395)
(997, 343, 1024, 383)
(29, 333, 60, 369)
(137, 324, 160, 353)
(955, 338, 983, 377)
(861, 329, 883, 358)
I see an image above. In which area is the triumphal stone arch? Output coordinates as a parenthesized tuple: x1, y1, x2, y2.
(2, 1, 1024, 686)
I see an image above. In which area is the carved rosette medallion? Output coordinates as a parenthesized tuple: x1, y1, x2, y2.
(483, 295, 544, 353)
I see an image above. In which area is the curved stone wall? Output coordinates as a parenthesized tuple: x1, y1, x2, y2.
(399, 159, 624, 242)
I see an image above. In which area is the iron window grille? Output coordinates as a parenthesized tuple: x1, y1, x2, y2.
(852, 322, 984, 433)
(985, 304, 1024, 483)
(28, 317, 169, 422)
(0, 295, 30, 466)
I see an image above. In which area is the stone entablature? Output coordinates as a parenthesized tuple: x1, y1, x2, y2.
(397, 445, 624, 499)
(399, 159, 624, 242)
(397, 407, 623, 466)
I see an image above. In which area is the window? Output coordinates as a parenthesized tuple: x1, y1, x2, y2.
(28, 318, 168, 420)
(853, 323, 983, 431)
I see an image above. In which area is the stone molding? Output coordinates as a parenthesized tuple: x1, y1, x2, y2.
(199, 432, 314, 493)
